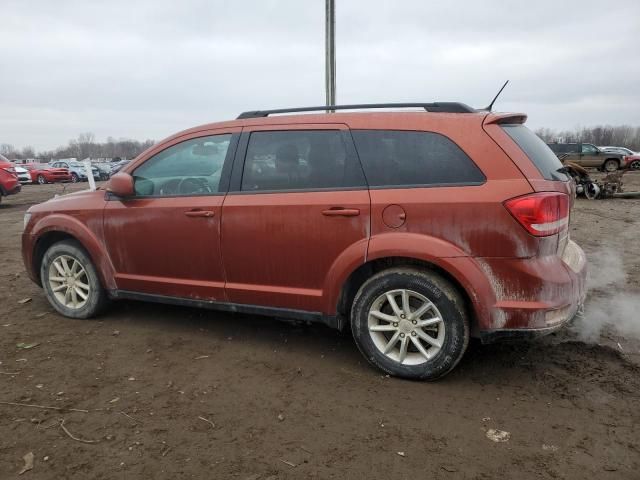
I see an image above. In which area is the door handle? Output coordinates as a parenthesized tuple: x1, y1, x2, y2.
(184, 210, 215, 218)
(321, 208, 360, 217)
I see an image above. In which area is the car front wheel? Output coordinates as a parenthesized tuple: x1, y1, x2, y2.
(351, 268, 469, 380)
(40, 240, 108, 319)
(37, 175, 46, 184)
(630, 160, 640, 170)
(603, 159, 619, 172)
(71, 173, 79, 183)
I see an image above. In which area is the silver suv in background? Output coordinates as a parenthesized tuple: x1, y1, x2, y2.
(50, 160, 101, 183)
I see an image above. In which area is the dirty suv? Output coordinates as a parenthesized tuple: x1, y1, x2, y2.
(22, 103, 587, 380)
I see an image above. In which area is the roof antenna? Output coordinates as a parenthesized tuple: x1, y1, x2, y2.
(483, 80, 509, 112)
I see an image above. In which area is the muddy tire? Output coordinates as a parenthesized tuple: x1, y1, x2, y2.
(40, 240, 108, 319)
(603, 159, 619, 172)
(351, 268, 469, 380)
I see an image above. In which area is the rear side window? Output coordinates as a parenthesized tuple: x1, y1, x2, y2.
(351, 130, 485, 187)
(502, 125, 568, 181)
(241, 130, 365, 191)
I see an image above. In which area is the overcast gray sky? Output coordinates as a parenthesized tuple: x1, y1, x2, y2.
(1, 0, 639, 151)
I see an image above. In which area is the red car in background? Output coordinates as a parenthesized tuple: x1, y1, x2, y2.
(0, 154, 21, 203)
(24, 163, 72, 184)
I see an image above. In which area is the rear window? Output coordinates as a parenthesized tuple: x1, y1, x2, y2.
(502, 125, 568, 181)
(351, 130, 485, 187)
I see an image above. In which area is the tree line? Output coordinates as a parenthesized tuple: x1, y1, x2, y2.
(3, 125, 639, 162)
(534, 125, 640, 151)
(1, 133, 155, 162)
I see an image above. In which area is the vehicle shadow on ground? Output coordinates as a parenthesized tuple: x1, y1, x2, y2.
(104, 299, 638, 389)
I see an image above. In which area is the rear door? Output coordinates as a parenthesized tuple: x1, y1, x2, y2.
(220, 124, 370, 313)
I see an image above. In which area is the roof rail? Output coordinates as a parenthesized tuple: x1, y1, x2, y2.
(237, 102, 476, 119)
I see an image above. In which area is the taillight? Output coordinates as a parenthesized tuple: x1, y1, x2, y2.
(2, 167, 17, 178)
(504, 192, 569, 236)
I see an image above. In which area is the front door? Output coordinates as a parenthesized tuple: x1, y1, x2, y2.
(580, 143, 600, 167)
(103, 131, 238, 301)
(220, 125, 370, 313)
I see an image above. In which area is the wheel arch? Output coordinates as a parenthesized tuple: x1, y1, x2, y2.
(334, 256, 490, 336)
(30, 215, 116, 290)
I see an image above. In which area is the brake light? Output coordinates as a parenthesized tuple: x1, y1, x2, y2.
(504, 192, 569, 236)
(2, 167, 17, 178)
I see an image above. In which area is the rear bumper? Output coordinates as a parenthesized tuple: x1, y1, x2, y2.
(480, 302, 583, 343)
(473, 239, 587, 335)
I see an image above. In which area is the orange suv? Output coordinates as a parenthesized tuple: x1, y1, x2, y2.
(22, 103, 587, 379)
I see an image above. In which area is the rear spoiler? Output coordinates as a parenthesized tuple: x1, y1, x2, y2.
(483, 113, 528, 125)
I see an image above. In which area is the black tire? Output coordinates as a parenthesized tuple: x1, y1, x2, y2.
(40, 240, 108, 319)
(37, 175, 46, 185)
(630, 160, 640, 170)
(603, 159, 619, 172)
(351, 268, 469, 380)
(71, 173, 79, 183)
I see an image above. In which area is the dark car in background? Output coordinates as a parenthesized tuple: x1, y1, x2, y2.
(547, 142, 626, 171)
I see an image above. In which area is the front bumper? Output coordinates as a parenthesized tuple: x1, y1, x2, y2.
(2, 183, 22, 195)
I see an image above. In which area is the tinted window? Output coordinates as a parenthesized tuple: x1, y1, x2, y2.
(241, 130, 365, 191)
(351, 130, 485, 187)
(133, 135, 230, 196)
(502, 125, 568, 181)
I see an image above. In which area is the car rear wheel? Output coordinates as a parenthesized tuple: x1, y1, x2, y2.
(351, 268, 469, 380)
(71, 173, 79, 183)
(603, 159, 619, 172)
(40, 240, 108, 319)
(37, 175, 46, 184)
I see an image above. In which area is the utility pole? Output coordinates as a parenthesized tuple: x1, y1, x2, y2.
(325, 0, 336, 110)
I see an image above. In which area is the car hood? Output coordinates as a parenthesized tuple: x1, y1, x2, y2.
(29, 188, 105, 212)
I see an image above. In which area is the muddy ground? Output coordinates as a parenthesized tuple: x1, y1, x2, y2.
(1, 176, 639, 479)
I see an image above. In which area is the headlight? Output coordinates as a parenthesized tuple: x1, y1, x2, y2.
(23, 212, 32, 231)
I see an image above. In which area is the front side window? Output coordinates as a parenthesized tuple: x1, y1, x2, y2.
(351, 130, 485, 187)
(581, 144, 598, 154)
(241, 130, 365, 192)
(133, 135, 231, 196)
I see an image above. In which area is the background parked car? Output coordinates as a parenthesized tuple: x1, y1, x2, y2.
(598, 146, 640, 169)
(14, 165, 33, 184)
(0, 154, 21, 203)
(24, 163, 72, 184)
(50, 160, 101, 183)
(94, 163, 112, 180)
(547, 142, 626, 171)
(110, 159, 131, 175)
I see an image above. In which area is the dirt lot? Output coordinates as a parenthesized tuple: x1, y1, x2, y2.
(1, 177, 639, 479)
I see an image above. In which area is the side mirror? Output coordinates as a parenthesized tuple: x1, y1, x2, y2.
(107, 172, 134, 197)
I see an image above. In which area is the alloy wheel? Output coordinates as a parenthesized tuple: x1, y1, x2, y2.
(367, 289, 445, 365)
(48, 254, 91, 309)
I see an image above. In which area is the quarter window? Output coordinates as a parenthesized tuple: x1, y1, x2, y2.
(351, 130, 485, 187)
(133, 135, 231, 196)
(241, 130, 365, 191)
